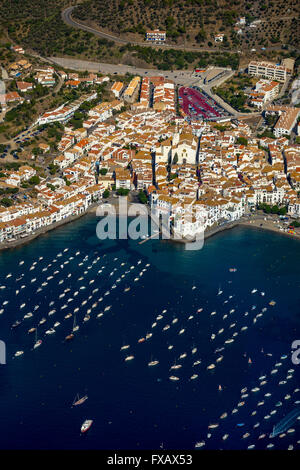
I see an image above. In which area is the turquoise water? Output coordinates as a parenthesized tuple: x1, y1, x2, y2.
(0, 214, 299, 449)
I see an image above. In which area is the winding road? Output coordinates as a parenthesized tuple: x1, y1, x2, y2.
(62, 6, 240, 54)
(62, 6, 297, 54)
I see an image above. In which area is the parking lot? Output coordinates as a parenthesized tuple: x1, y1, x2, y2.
(178, 86, 231, 121)
(0, 127, 43, 160)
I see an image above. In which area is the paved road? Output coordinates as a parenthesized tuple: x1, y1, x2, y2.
(48, 56, 201, 86)
(62, 6, 298, 54)
(62, 6, 239, 54)
(49, 56, 260, 118)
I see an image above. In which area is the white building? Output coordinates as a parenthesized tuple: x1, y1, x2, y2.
(248, 61, 288, 83)
(146, 30, 166, 42)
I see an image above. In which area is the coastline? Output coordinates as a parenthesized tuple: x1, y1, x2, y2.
(171, 215, 300, 244)
(203, 218, 300, 243)
(0, 206, 96, 252)
(0, 202, 299, 252)
(0, 198, 138, 252)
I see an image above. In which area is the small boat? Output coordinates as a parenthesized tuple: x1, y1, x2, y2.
(65, 334, 74, 341)
(45, 328, 55, 335)
(148, 360, 159, 366)
(229, 268, 237, 272)
(81, 420, 93, 433)
(170, 364, 182, 370)
(23, 312, 33, 319)
(33, 334, 42, 349)
(14, 351, 24, 357)
(195, 441, 205, 448)
(11, 320, 22, 329)
(269, 300, 276, 306)
(73, 315, 79, 332)
(169, 376, 179, 381)
(72, 394, 88, 407)
(125, 355, 134, 361)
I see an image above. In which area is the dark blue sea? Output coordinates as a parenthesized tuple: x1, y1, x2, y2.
(0, 214, 299, 450)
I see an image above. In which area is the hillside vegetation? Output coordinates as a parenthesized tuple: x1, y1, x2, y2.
(74, 0, 299, 49)
(0, 0, 298, 68)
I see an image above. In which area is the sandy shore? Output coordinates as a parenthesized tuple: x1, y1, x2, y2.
(238, 217, 300, 241)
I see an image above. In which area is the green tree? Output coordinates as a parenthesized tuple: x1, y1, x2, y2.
(236, 137, 248, 146)
(172, 152, 178, 164)
(116, 188, 130, 196)
(138, 190, 147, 204)
(0, 198, 13, 207)
(28, 175, 40, 185)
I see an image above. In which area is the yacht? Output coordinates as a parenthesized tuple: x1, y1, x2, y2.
(72, 394, 88, 407)
(73, 316, 79, 332)
(81, 420, 93, 433)
(148, 360, 159, 366)
(14, 351, 24, 357)
(125, 355, 134, 362)
(45, 328, 55, 335)
(33, 330, 42, 349)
